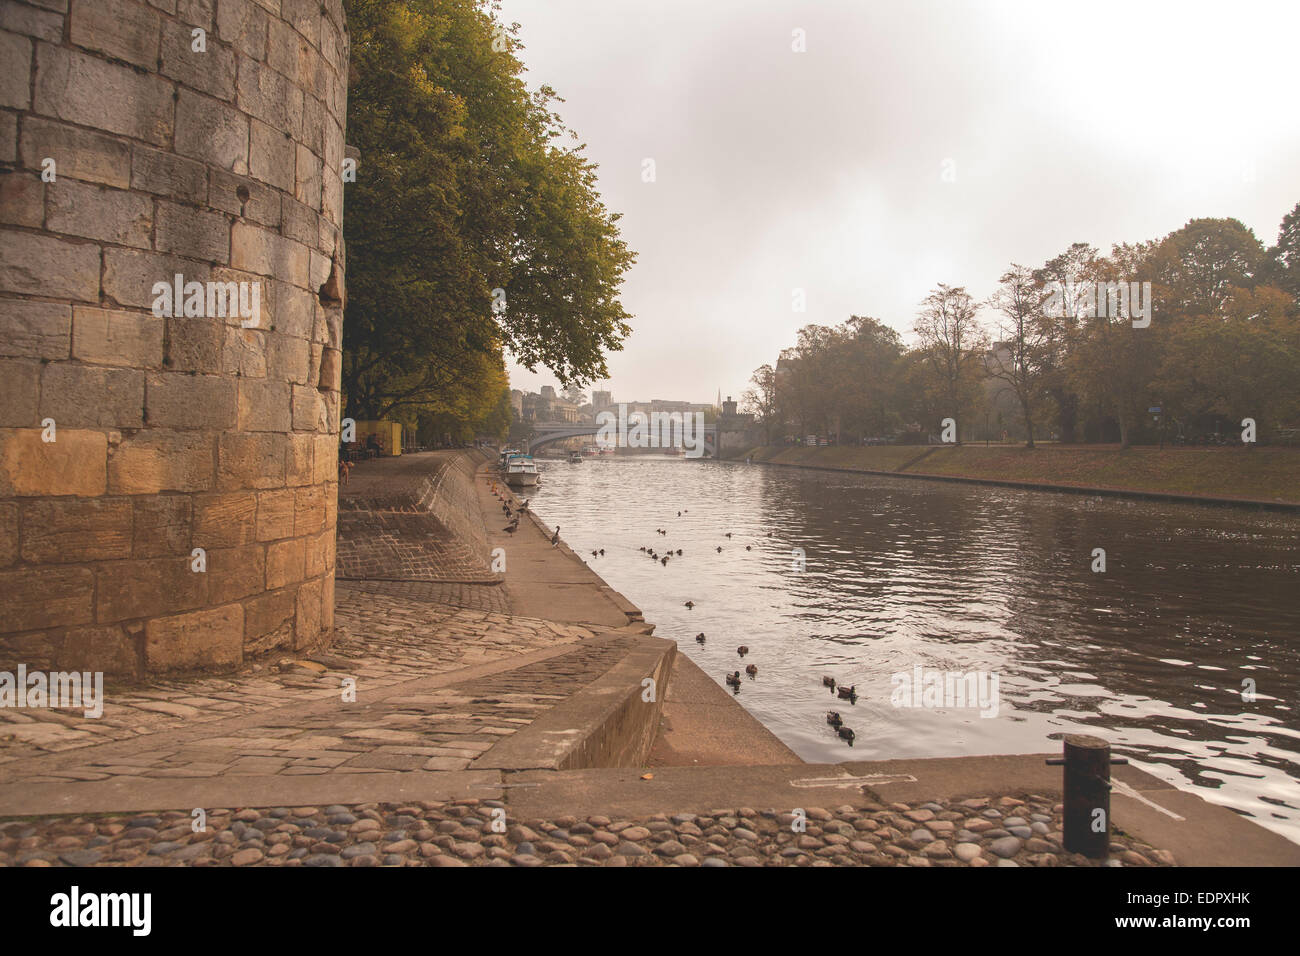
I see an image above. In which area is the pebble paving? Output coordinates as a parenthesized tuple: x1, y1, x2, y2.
(0, 795, 1176, 867)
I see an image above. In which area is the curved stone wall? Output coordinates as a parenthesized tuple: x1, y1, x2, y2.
(0, 0, 349, 676)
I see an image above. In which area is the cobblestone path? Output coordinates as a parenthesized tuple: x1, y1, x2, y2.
(0, 585, 605, 785)
(0, 795, 1177, 867)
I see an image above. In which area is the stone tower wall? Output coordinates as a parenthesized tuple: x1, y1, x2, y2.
(0, 0, 349, 676)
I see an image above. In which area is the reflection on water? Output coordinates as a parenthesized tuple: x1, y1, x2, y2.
(528, 456, 1300, 844)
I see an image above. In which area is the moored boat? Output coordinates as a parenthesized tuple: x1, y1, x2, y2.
(504, 455, 540, 487)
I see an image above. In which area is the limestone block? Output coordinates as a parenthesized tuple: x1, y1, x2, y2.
(294, 484, 324, 536)
(131, 494, 192, 558)
(295, 142, 321, 210)
(46, 179, 153, 249)
(174, 88, 248, 173)
(0, 32, 31, 109)
(0, 566, 94, 633)
(242, 586, 296, 655)
(0, 427, 107, 497)
(0, 300, 71, 360)
(108, 428, 214, 494)
(217, 430, 286, 490)
(145, 602, 243, 669)
(193, 491, 256, 547)
(0, 110, 16, 163)
(0, 171, 43, 227)
(230, 222, 308, 286)
(70, 0, 161, 70)
(0, 502, 16, 568)
(21, 117, 132, 189)
(215, 0, 268, 61)
(255, 487, 295, 541)
(97, 555, 207, 622)
(40, 363, 144, 428)
(0, 231, 101, 301)
(21, 497, 133, 563)
(236, 55, 303, 139)
(223, 325, 267, 378)
(269, 332, 310, 385)
(291, 383, 326, 432)
(160, 17, 236, 100)
(0, 359, 40, 426)
(285, 432, 313, 486)
(0, 3, 61, 42)
(164, 315, 225, 373)
(237, 377, 291, 432)
(205, 543, 265, 604)
(145, 370, 237, 429)
(294, 574, 323, 648)
(72, 306, 165, 368)
(57, 625, 139, 676)
(103, 248, 209, 311)
(155, 199, 230, 263)
(35, 45, 174, 145)
(131, 144, 208, 202)
(209, 166, 281, 226)
(265, 535, 305, 589)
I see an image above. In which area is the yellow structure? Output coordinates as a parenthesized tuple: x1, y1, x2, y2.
(356, 420, 403, 456)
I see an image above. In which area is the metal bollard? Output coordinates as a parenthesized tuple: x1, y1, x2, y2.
(1045, 734, 1128, 858)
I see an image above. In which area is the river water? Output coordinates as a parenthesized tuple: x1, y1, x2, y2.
(526, 455, 1300, 844)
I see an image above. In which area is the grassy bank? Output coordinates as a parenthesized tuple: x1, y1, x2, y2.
(743, 444, 1300, 505)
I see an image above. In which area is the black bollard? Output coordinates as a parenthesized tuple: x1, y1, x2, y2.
(1045, 734, 1127, 859)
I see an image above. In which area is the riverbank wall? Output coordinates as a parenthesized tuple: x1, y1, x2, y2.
(743, 444, 1300, 510)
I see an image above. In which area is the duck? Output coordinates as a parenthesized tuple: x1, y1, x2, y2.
(745, 664, 757, 676)
(725, 532, 732, 539)
(695, 633, 706, 644)
(725, 671, 741, 689)
(677, 511, 682, 517)
(591, 550, 598, 558)
(837, 726, 855, 743)
(837, 684, 857, 700)
(684, 601, 695, 609)
(598, 549, 604, 556)
(716, 546, 723, 553)
(745, 545, 752, 551)
(737, 645, 749, 656)
(675, 549, 682, 556)
(826, 711, 842, 728)
(822, 676, 836, 689)
(660, 556, 669, 565)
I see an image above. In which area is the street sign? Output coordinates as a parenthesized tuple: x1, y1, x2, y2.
(1148, 406, 1162, 413)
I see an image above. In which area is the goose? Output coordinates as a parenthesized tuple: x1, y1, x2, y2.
(737, 645, 749, 656)
(826, 711, 842, 728)
(503, 521, 519, 535)
(837, 726, 855, 743)
(745, 664, 757, 676)
(550, 526, 560, 546)
(725, 671, 741, 689)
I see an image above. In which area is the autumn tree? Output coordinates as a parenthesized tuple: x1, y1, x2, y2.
(913, 284, 987, 440)
(986, 265, 1051, 447)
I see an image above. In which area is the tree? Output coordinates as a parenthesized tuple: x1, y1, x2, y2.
(741, 364, 779, 444)
(342, 0, 635, 428)
(1265, 202, 1300, 303)
(986, 265, 1050, 447)
(912, 284, 986, 440)
(1034, 242, 1098, 443)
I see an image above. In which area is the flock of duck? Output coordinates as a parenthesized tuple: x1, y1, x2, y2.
(499, 492, 861, 748)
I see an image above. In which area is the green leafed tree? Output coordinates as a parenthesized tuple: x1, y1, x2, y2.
(342, 0, 634, 432)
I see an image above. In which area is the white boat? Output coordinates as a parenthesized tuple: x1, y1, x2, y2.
(567, 452, 583, 464)
(499, 447, 521, 467)
(504, 455, 540, 487)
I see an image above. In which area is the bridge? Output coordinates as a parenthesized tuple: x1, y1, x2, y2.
(523, 420, 716, 456)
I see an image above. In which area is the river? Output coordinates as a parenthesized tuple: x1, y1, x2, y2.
(525, 454, 1300, 844)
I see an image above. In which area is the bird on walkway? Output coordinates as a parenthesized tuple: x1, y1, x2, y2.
(826, 711, 842, 728)
(822, 676, 836, 690)
(550, 526, 560, 546)
(504, 520, 519, 534)
(837, 684, 857, 701)
(684, 600, 695, 609)
(518, 499, 530, 512)
(725, 671, 741, 689)
(745, 664, 757, 676)
(737, 645, 749, 656)
(837, 726, 855, 743)
(695, 633, 706, 644)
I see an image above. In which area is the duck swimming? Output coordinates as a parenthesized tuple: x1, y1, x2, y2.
(695, 633, 706, 644)
(725, 671, 742, 689)
(826, 711, 842, 728)
(684, 600, 695, 609)
(822, 676, 836, 689)
(837, 726, 855, 743)
(837, 684, 857, 701)
(745, 664, 757, 676)
(737, 645, 748, 656)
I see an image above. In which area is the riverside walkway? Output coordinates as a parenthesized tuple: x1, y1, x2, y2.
(2, 451, 1296, 867)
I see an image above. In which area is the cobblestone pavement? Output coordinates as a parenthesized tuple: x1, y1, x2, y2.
(335, 507, 496, 583)
(0, 585, 604, 784)
(0, 795, 1176, 867)
(340, 579, 511, 614)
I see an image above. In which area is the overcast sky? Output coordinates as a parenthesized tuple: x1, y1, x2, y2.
(497, 0, 1300, 406)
